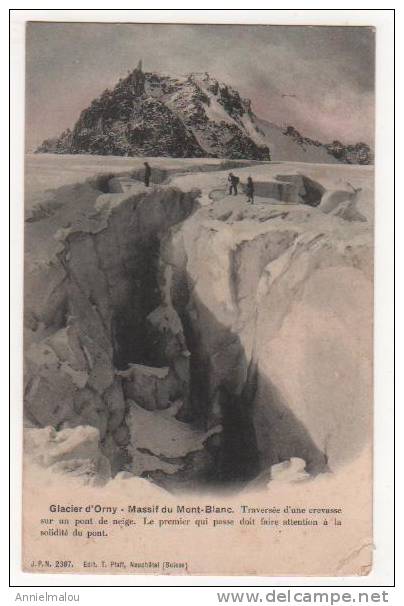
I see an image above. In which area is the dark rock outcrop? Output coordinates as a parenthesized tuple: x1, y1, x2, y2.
(37, 67, 270, 160)
(37, 64, 373, 165)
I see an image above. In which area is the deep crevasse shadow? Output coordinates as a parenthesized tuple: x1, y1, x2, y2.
(161, 282, 328, 491)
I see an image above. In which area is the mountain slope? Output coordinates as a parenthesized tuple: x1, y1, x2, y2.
(37, 64, 371, 164)
(254, 118, 338, 164)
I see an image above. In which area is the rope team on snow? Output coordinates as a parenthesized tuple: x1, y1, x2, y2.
(228, 172, 255, 204)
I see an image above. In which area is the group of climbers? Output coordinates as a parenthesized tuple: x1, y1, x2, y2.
(142, 163, 255, 204)
(228, 172, 255, 204)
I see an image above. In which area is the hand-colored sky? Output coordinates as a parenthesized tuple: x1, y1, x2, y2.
(25, 22, 375, 150)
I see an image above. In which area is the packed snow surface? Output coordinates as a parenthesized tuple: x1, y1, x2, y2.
(24, 154, 373, 492)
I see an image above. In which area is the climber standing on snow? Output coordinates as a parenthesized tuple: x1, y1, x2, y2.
(246, 176, 255, 204)
(144, 162, 151, 187)
(228, 172, 239, 196)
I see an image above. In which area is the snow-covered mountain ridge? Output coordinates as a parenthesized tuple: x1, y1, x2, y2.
(37, 64, 372, 164)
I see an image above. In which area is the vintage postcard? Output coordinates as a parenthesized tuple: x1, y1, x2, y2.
(21, 20, 376, 576)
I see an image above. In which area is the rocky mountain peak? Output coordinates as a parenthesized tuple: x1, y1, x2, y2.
(36, 61, 372, 164)
(36, 62, 270, 160)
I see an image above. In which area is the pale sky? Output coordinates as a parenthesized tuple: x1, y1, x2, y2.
(25, 22, 375, 151)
